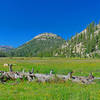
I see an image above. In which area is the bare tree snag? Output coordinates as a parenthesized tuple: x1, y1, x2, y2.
(22, 69, 25, 73)
(50, 70, 53, 75)
(9, 64, 13, 72)
(88, 72, 94, 80)
(32, 68, 34, 74)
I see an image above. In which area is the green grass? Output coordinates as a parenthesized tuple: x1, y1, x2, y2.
(0, 57, 100, 100)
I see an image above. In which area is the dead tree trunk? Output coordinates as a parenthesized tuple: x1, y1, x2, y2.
(32, 68, 34, 74)
(9, 64, 13, 72)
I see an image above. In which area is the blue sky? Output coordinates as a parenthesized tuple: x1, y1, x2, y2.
(0, 0, 100, 47)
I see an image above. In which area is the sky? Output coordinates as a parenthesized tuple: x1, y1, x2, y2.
(0, 0, 100, 48)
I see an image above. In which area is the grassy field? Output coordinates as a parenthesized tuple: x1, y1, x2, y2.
(0, 57, 100, 100)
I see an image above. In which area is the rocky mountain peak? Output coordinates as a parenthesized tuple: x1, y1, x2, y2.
(33, 33, 61, 40)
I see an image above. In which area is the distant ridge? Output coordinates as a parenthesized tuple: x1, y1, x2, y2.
(0, 45, 13, 48)
(0, 45, 14, 52)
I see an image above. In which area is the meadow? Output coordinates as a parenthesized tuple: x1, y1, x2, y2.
(0, 57, 100, 100)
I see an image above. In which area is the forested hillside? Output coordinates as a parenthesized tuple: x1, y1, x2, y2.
(9, 33, 65, 57)
(55, 22, 100, 58)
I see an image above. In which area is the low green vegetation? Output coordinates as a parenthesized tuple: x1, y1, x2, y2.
(0, 57, 100, 100)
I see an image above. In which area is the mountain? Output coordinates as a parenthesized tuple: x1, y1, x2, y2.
(0, 46, 13, 52)
(9, 33, 65, 57)
(56, 22, 100, 58)
(6, 22, 100, 58)
(0, 46, 14, 57)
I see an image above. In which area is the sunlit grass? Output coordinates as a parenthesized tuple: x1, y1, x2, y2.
(0, 57, 100, 100)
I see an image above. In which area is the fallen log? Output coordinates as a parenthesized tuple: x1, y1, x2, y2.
(71, 73, 94, 84)
(56, 72, 73, 81)
(0, 71, 97, 84)
(0, 64, 100, 84)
